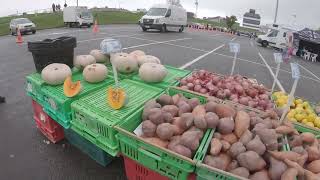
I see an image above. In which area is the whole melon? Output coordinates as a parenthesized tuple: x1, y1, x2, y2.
(41, 63, 72, 85)
(74, 55, 96, 69)
(137, 55, 161, 66)
(139, 63, 167, 83)
(111, 52, 138, 73)
(83, 64, 108, 83)
(90, 49, 110, 64)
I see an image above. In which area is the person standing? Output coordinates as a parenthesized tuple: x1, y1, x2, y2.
(52, 3, 56, 12)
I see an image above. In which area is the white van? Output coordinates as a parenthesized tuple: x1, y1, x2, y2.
(257, 25, 295, 50)
(63, 6, 93, 27)
(139, 4, 187, 32)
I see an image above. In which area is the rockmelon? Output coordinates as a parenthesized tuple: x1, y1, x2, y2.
(90, 49, 110, 64)
(63, 76, 81, 97)
(139, 63, 167, 83)
(41, 63, 72, 85)
(137, 55, 161, 66)
(130, 50, 146, 60)
(111, 52, 138, 74)
(83, 64, 108, 83)
(74, 55, 96, 69)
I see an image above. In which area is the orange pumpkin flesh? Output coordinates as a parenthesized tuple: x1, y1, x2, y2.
(63, 76, 81, 97)
(107, 87, 126, 109)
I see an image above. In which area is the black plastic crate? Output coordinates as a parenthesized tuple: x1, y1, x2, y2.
(28, 36, 77, 72)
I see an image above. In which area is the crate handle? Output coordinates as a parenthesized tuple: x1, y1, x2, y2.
(83, 130, 98, 143)
(138, 148, 162, 161)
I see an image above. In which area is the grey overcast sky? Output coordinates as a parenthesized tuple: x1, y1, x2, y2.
(1, 0, 319, 29)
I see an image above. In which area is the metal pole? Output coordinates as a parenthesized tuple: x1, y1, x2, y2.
(274, 0, 279, 23)
(77, 0, 78, 7)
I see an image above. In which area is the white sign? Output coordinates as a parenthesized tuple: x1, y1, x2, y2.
(100, 39, 122, 54)
(229, 43, 240, 53)
(273, 53, 283, 64)
(290, 63, 300, 79)
(26, 82, 33, 93)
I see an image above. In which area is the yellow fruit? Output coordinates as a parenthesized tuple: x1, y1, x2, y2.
(314, 119, 320, 128)
(295, 114, 305, 122)
(295, 99, 303, 105)
(306, 122, 315, 127)
(307, 114, 316, 122)
(306, 109, 314, 114)
(302, 102, 310, 108)
(302, 119, 309, 124)
(287, 112, 295, 119)
(289, 118, 297, 122)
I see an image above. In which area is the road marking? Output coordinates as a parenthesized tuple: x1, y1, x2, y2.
(77, 33, 143, 44)
(250, 40, 254, 47)
(123, 38, 192, 50)
(179, 44, 225, 69)
(231, 37, 237, 42)
(297, 64, 320, 81)
(258, 52, 285, 92)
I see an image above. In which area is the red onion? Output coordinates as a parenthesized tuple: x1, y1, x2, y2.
(267, 103, 274, 109)
(210, 86, 219, 95)
(187, 83, 194, 90)
(230, 94, 238, 100)
(194, 79, 201, 85)
(247, 89, 258, 98)
(235, 85, 244, 95)
(232, 98, 239, 103)
(198, 69, 207, 79)
(239, 97, 249, 105)
(248, 101, 258, 108)
(258, 100, 268, 109)
(206, 83, 215, 91)
(259, 94, 269, 100)
(216, 90, 226, 99)
(200, 88, 208, 94)
(225, 83, 232, 90)
(186, 76, 194, 83)
(211, 76, 220, 85)
(194, 85, 202, 92)
(180, 79, 188, 86)
(241, 81, 250, 90)
(224, 89, 231, 98)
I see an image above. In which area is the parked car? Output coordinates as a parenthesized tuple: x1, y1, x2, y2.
(139, 3, 187, 32)
(9, 18, 36, 35)
(63, 6, 93, 28)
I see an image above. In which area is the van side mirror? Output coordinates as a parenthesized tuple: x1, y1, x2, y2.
(165, 9, 171, 17)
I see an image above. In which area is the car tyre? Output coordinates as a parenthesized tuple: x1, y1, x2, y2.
(179, 26, 184, 33)
(142, 27, 147, 32)
(161, 24, 167, 32)
(261, 40, 268, 47)
(32, 30, 36, 34)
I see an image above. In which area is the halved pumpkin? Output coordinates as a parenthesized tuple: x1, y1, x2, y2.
(107, 87, 127, 109)
(63, 76, 82, 97)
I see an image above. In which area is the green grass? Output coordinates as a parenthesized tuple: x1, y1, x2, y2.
(0, 11, 143, 36)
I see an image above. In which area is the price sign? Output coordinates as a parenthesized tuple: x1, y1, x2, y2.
(273, 53, 283, 64)
(290, 63, 300, 79)
(229, 43, 240, 53)
(100, 39, 122, 54)
(26, 82, 32, 93)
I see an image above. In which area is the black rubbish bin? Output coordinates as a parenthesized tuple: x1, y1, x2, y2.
(28, 36, 77, 72)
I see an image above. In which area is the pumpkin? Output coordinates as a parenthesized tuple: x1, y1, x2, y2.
(139, 63, 167, 83)
(63, 76, 81, 97)
(74, 55, 96, 69)
(90, 49, 110, 64)
(83, 64, 108, 83)
(137, 55, 161, 66)
(41, 63, 72, 85)
(107, 87, 128, 110)
(130, 50, 146, 60)
(111, 52, 138, 74)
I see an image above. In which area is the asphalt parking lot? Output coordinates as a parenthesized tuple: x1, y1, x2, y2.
(2, 24, 320, 179)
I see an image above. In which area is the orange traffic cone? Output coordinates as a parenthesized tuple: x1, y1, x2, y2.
(93, 20, 99, 33)
(16, 27, 23, 44)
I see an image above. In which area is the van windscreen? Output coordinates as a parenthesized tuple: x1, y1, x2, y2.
(147, 8, 167, 16)
(81, 11, 92, 18)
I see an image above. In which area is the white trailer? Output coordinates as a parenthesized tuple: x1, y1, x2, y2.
(63, 6, 93, 28)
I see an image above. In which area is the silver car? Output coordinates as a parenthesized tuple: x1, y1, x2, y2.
(9, 18, 36, 35)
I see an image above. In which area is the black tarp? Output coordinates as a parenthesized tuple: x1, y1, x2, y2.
(294, 28, 320, 60)
(295, 28, 320, 44)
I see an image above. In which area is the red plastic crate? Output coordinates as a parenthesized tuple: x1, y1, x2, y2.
(34, 115, 64, 143)
(32, 100, 57, 132)
(123, 156, 196, 180)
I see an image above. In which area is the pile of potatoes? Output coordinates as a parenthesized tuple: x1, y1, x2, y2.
(140, 94, 220, 158)
(201, 100, 314, 180)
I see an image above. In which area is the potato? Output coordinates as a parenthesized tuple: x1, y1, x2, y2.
(218, 117, 235, 134)
(142, 104, 160, 120)
(275, 125, 296, 135)
(210, 138, 222, 156)
(142, 137, 169, 148)
(173, 116, 193, 131)
(239, 130, 253, 146)
(249, 170, 271, 180)
(268, 151, 301, 162)
(250, 116, 264, 128)
(281, 168, 298, 180)
(255, 128, 278, 151)
(246, 135, 266, 155)
(226, 160, 239, 171)
(229, 142, 246, 158)
(270, 120, 281, 129)
(188, 98, 200, 109)
(172, 94, 182, 105)
(234, 111, 250, 138)
(252, 123, 269, 134)
(262, 109, 278, 119)
(188, 126, 204, 139)
(284, 159, 305, 176)
(205, 101, 217, 112)
(306, 146, 320, 162)
(192, 105, 206, 117)
(157, 94, 174, 106)
(161, 105, 179, 117)
(307, 160, 320, 174)
(221, 140, 231, 152)
(171, 124, 184, 136)
(156, 123, 174, 140)
(205, 112, 220, 129)
(194, 116, 207, 129)
(178, 103, 192, 116)
(180, 131, 200, 151)
(301, 132, 316, 144)
(289, 135, 303, 148)
(298, 153, 308, 167)
(269, 157, 288, 180)
(214, 104, 236, 118)
(168, 144, 192, 158)
(304, 169, 319, 180)
(229, 167, 250, 178)
(142, 120, 157, 137)
(163, 112, 174, 123)
(214, 132, 222, 139)
(180, 113, 194, 129)
(144, 99, 161, 110)
(292, 146, 306, 155)
(148, 108, 164, 125)
(221, 133, 238, 145)
(204, 153, 231, 171)
(168, 135, 181, 148)
(237, 151, 266, 172)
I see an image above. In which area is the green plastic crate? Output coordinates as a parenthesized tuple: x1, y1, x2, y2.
(115, 87, 212, 180)
(42, 72, 114, 129)
(64, 128, 114, 166)
(132, 65, 191, 89)
(25, 73, 45, 103)
(70, 79, 163, 156)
